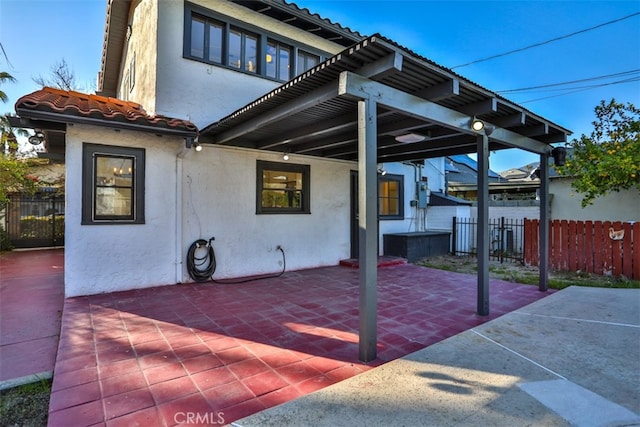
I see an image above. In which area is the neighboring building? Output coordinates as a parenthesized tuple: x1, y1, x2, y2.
(445, 154, 505, 200)
(14, 0, 569, 298)
(550, 177, 639, 222)
(501, 156, 639, 222)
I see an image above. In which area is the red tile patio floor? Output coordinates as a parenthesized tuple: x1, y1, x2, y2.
(45, 260, 553, 426)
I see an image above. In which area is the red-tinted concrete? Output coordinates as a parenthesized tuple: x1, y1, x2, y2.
(48, 262, 552, 426)
(0, 249, 64, 383)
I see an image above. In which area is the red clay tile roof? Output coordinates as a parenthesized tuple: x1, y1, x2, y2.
(15, 87, 198, 136)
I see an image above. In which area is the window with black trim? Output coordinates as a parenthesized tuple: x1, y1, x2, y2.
(82, 144, 145, 224)
(189, 13, 224, 63)
(257, 161, 310, 214)
(229, 27, 258, 72)
(184, 3, 328, 82)
(266, 39, 292, 81)
(297, 50, 319, 74)
(379, 174, 403, 219)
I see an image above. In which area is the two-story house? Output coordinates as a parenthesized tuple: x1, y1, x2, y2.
(14, 0, 569, 314)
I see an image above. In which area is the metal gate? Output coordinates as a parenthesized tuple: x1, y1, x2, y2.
(4, 193, 65, 248)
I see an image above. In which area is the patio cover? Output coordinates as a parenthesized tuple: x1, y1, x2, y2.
(200, 34, 571, 362)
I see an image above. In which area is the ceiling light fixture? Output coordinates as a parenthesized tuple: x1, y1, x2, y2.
(283, 153, 289, 161)
(394, 133, 427, 143)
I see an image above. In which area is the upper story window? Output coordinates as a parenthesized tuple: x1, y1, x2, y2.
(190, 14, 224, 63)
(297, 51, 320, 74)
(266, 39, 292, 81)
(184, 3, 328, 83)
(229, 28, 258, 73)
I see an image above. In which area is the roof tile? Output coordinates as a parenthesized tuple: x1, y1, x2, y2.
(15, 87, 198, 134)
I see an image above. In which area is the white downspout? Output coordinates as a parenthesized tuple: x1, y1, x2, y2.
(175, 144, 190, 283)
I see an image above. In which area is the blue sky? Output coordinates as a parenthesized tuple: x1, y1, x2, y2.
(1, 0, 639, 172)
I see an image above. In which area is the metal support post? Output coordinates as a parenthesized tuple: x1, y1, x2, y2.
(539, 152, 550, 291)
(358, 98, 378, 362)
(477, 134, 490, 315)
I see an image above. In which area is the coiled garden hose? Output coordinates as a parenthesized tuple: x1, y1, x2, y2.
(186, 238, 216, 282)
(186, 238, 286, 284)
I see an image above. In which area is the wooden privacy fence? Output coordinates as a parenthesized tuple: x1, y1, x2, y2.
(524, 219, 640, 279)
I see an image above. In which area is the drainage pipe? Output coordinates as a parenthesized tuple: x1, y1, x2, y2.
(175, 144, 190, 283)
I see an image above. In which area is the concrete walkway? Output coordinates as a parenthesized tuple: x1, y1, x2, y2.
(234, 286, 640, 427)
(0, 249, 64, 389)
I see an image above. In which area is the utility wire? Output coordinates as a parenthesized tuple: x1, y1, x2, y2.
(452, 12, 640, 69)
(518, 77, 640, 104)
(497, 69, 640, 94)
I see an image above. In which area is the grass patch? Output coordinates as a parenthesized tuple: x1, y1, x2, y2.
(0, 378, 51, 426)
(416, 255, 640, 290)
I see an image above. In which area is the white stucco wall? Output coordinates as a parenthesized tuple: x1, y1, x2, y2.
(423, 157, 447, 194)
(470, 205, 540, 221)
(180, 146, 353, 278)
(154, 0, 347, 127)
(64, 124, 359, 296)
(64, 125, 446, 296)
(119, 0, 159, 110)
(64, 125, 183, 297)
(426, 205, 471, 231)
(550, 177, 640, 221)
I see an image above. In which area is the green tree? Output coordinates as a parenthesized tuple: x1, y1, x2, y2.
(0, 71, 15, 103)
(559, 99, 640, 207)
(0, 63, 37, 205)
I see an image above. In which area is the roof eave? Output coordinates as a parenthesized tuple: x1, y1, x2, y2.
(15, 108, 198, 139)
(96, 0, 132, 97)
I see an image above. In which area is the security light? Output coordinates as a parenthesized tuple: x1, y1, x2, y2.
(471, 118, 485, 132)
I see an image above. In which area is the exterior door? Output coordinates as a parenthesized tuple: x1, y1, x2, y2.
(350, 171, 379, 258)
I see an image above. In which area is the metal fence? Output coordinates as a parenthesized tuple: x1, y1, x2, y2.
(452, 217, 525, 263)
(4, 193, 65, 248)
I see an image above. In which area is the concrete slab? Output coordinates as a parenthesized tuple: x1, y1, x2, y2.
(233, 287, 640, 427)
(519, 379, 640, 427)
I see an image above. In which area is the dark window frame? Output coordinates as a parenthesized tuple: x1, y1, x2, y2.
(82, 143, 145, 225)
(297, 49, 320, 74)
(266, 38, 293, 81)
(257, 160, 310, 214)
(184, 2, 327, 82)
(378, 173, 404, 220)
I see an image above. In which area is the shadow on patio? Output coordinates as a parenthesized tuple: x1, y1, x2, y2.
(48, 262, 551, 426)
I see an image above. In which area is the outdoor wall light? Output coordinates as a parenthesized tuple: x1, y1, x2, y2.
(377, 164, 387, 175)
(395, 133, 427, 143)
(28, 130, 45, 145)
(470, 118, 495, 136)
(194, 142, 203, 152)
(552, 146, 566, 166)
(283, 153, 290, 161)
(471, 118, 485, 132)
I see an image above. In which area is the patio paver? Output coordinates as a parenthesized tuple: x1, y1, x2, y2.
(47, 262, 552, 426)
